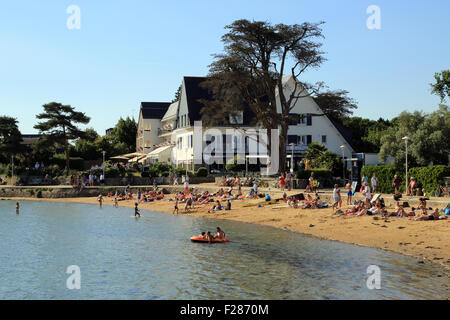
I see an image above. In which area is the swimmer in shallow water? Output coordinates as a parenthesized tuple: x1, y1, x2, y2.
(15, 202, 19, 214)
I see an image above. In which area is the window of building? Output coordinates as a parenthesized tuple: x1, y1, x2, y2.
(322, 135, 327, 143)
(298, 115, 307, 125)
(297, 135, 312, 145)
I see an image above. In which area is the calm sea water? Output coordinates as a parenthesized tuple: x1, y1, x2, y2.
(0, 200, 448, 299)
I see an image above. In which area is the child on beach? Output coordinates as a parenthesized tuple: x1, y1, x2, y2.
(332, 184, 342, 210)
(113, 196, 118, 208)
(279, 174, 286, 191)
(346, 181, 353, 205)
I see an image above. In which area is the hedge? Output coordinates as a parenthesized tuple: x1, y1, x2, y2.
(296, 169, 333, 180)
(196, 167, 208, 177)
(361, 165, 450, 195)
(409, 165, 450, 196)
(51, 155, 84, 171)
(360, 165, 405, 194)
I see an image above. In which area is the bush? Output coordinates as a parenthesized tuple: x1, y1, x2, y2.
(51, 155, 84, 171)
(141, 171, 150, 178)
(409, 165, 450, 196)
(196, 167, 208, 177)
(226, 156, 245, 173)
(105, 167, 120, 178)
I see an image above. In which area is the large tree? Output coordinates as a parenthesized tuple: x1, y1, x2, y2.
(313, 89, 358, 122)
(0, 116, 25, 163)
(203, 19, 325, 172)
(34, 102, 90, 170)
(341, 117, 391, 153)
(430, 70, 450, 102)
(379, 105, 450, 167)
(110, 117, 137, 153)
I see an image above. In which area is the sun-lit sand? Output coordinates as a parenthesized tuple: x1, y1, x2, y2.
(5, 193, 449, 272)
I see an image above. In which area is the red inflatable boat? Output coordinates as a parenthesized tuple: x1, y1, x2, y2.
(190, 236, 230, 243)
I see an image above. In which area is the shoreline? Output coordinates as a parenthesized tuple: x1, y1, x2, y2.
(4, 194, 450, 275)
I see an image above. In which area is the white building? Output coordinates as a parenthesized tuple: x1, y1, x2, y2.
(136, 102, 171, 154)
(136, 75, 354, 172)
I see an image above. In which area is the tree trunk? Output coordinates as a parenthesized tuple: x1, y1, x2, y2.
(279, 121, 288, 173)
(63, 125, 70, 171)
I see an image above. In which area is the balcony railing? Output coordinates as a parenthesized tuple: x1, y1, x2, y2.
(286, 144, 308, 152)
(158, 128, 173, 136)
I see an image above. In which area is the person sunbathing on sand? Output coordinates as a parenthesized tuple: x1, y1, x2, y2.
(415, 208, 439, 221)
(386, 201, 407, 217)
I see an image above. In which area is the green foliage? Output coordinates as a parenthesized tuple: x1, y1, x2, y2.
(409, 165, 450, 196)
(296, 169, 332, 180)
(226, 156, 246, 173)
(0, 116, 26, 161)
(313, 89, 358, 122)
(196, 167, 208, 177)
(379, 105, 450, 167)
(109, 117, 137, 154)
(340, 117, 391, 153)
(51, 155, 84, 171)
(430, 70, 450, 102)
(105, 167, 120, 178)
(171, 167, 187, 177)
(34, 102, 90, 170)
(73, 139, 99, 160)
(362, 164, 450, 195)
(361, 165, 404, 194)
(172, 84, 182, 103)
(304, 143, 342, 175)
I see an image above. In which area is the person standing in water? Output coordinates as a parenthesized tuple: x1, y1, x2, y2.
(98, 194, 103, 208)
(15, 202, 19, 214)
(173, 199, 179, 214)
(134, 202, 140, 217)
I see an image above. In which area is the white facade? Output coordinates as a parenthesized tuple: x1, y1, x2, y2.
(277, 75, 354, 159)
(136, 111, 163, 154)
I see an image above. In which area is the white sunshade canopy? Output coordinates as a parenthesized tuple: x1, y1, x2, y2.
(147, 145, 172, 159)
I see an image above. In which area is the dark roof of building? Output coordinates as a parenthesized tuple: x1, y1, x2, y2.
(329, 118, 354, 150)
(140, 102, 171, 119)
(183, 76, 209, 125)
(183, 76, 256, 126)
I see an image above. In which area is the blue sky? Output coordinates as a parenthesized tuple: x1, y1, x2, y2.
(0, 0, 449, 134)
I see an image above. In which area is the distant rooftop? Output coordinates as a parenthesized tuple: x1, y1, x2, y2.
(140, 102, 171, 119)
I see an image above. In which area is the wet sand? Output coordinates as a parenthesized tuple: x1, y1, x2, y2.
(5, 193, 450, 273)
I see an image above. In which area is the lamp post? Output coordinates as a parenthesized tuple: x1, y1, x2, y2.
(340, 145, 345, 180)
(289, 143, 295, 173)
(402, 136, 409, 195)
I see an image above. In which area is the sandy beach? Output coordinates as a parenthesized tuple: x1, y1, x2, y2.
(5, 193, 450, 273)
